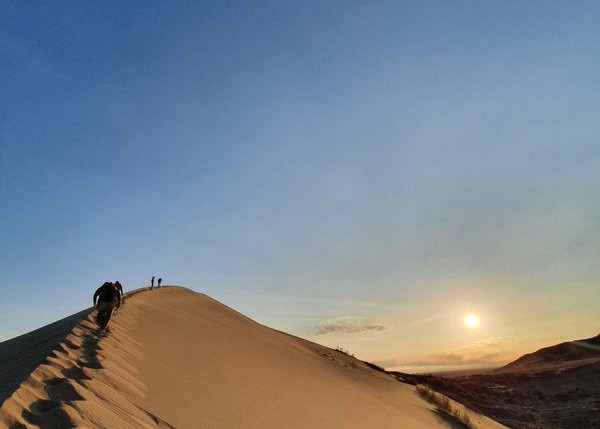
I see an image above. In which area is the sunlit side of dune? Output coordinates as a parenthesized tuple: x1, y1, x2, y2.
(0, 287, 508, 429)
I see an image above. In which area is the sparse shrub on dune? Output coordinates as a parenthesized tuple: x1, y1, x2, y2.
(439, 394, 453, 414)
(335, 346, 355, 357)
(460, 411, 473, 427)
(416, 385, 477, 429)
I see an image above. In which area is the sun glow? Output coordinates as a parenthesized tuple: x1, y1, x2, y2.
(464, 313, 480, 329)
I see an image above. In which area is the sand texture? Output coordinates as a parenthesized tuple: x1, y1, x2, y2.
(0, 287, 509, 429)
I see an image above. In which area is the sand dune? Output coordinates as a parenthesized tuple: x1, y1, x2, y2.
(496, 333, 600, 374)
(0, 287, 509, 429)
(0, 309, 92, 406)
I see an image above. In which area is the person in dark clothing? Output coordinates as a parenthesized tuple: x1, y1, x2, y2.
(114, 281, 123, 297)
(93, 282, 121, 328)
(150, 276, 155, 289)
(157, 278, 162, 287)
(93, 282, 121, 306)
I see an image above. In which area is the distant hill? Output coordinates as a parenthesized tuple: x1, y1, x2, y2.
(497, 333, 600, 373)
(400, 333, 600, 429)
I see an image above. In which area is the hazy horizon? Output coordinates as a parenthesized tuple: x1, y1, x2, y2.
(2, 1, 600, 373)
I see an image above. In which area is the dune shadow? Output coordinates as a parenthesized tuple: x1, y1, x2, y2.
(75, 327, 106, 370)
(21, 405, 74, 429)
(61, 365, 91, 381)
(19, 322, 106, 429)
(0, 309, 93, 406)
(44, 378, 84, 402)
(59, 325, 107, 382)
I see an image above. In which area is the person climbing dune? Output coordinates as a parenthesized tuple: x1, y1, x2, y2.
(114, 280, 124, 305)
(114, 280, 123, 297)
(93, 281, 121, 328)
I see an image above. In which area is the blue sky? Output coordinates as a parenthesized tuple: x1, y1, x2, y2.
(2, 1, 599, 370)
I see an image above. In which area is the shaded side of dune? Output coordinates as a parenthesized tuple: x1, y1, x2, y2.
(0, 309, 92, 405)
(0, 290, 176, 429)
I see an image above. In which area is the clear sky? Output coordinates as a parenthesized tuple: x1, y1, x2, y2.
(1, 1, 599, 372)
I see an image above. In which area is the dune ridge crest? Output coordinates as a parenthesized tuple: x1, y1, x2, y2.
(0, 287, 508, 429)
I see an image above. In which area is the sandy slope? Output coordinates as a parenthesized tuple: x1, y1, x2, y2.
(0, 287, 509, 429)
(0, 309, 92, 405)
(496, 333, 600, 374)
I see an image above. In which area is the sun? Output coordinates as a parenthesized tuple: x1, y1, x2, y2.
(464, 313, 480, 329)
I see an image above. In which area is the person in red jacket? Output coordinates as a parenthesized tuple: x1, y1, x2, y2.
(114, 281, 123, 298)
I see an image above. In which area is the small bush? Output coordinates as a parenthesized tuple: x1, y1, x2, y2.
(335, 346, 354, 357)
(461, 411, 472, 427)
(416, 385, 476, 429)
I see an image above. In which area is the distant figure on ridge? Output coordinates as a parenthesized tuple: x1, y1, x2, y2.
(157, 278, 162, 287)
(93, 281, 121, 328)
(150, 276, 155, 289)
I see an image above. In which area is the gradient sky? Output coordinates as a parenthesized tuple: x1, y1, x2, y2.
(2, 1, 600, 372)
